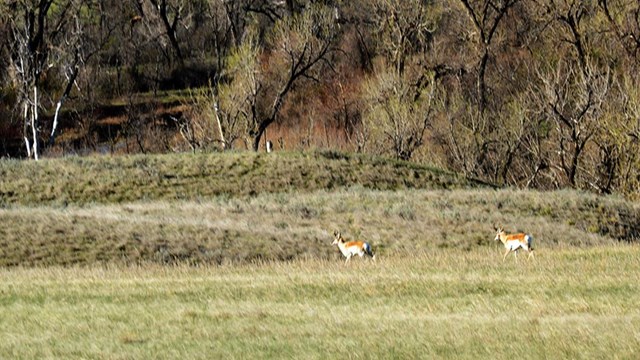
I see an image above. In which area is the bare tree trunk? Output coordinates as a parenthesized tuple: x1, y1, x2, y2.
(32, 86, 39, 161)
(51, 101, 62, 146)
(252, 121, 269, 151)
(50, 53, 80, 146)
(213, 101, 226, 150)
(23, 103, 31, 158)
(149, 0, 185, 66)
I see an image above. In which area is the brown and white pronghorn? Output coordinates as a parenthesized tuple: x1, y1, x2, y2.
(494, 226, 534, 262)
(332, 231, 375, 263)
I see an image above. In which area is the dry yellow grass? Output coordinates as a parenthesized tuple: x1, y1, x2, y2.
(0, 187, 637, 266)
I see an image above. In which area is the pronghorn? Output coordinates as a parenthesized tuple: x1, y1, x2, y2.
(332, 231, 375, 263)
(494, 226, 534, 262)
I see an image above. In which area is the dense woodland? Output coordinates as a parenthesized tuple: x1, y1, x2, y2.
(1, 0, 640, 198)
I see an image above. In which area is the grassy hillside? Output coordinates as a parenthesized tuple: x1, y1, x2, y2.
(0, 150, 474, 206)
(1, 248, 639, 359)
(0, 151, 639, 267)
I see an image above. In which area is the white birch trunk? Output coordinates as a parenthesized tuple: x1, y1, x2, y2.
(32, 86, 39, 161)
(213, 101, 226, 150)
(23, 103, 31, 158)
(51, 100, 62, 142)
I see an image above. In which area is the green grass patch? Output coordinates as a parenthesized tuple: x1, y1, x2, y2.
(0, 151, 474, 206)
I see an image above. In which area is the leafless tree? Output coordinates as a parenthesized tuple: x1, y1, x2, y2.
(247, 4, 338, 151)
(539, 59, 610, 188)
(7, 0, 78, 159)
(459, 0, 520, 111)
(370, 0, 438, 76)
(598, 0, 640, 60)
(362, 69, 437, 161)
(145, 0, 187, 66)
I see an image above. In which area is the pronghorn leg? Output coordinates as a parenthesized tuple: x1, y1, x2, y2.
(345, 254, 352, 263)
(514, 250, 518, 263)
(503, 249, 510, 262)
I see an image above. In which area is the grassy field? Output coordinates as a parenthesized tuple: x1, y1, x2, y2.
(1, 151, 638, 266)
(1, 151, 640, 358)
(1, 248, 639, 359)
(0, 187, 638, 266)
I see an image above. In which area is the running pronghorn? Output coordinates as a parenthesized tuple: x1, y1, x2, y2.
(332, 231, 375, 263)
(494, 226, 535, 262)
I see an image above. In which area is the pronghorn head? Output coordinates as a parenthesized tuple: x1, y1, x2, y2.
(494, 226, 505, 241)
(332, 230, 343, 245)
